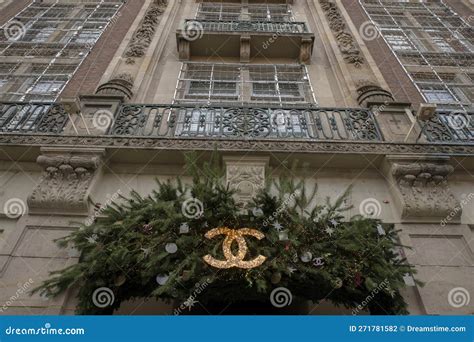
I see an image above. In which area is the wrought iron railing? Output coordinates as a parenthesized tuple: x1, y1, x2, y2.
(420, 110, 473, 143)
(185, 19, 309, 34)
(0, 102, 384, 142)
(108, 104, 383, 141)
(0, 102, 68, 134)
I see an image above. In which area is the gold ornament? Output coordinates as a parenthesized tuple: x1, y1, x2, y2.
(203, 227, 267, 269)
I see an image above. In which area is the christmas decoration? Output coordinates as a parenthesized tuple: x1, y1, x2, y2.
(202, 227, 267, 269)
(156, 274, 169, 285)
(300, 252, 313, 263)
(179, 223, 190, 234)
(33, 152, 416, 315)
(165, 243, 178, 254)
(140, 223, 153, 235)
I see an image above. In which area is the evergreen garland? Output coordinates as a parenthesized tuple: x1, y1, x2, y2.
(34, 153, 415, 315)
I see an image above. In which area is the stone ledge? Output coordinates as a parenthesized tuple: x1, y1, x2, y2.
(0, 134, 473, 156)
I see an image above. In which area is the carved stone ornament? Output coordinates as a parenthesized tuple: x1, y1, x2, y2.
(95, 73, 135, 99)
(27, 149, 104, 215)
(386, 157, 461, 221)
(1, 135, 474, 156)
(319, 0, 364, 68)
(124, 0, 168, 65)
(356, 83, 394, 107)
(224, 157, 269, 209)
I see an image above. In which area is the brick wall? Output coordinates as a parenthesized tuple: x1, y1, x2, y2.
(60, 0, 146, 98)
(444, 0, 472, 18)
(0, 0, 30, 26)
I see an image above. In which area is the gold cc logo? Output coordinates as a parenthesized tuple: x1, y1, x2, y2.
(203, 227, 267, 269)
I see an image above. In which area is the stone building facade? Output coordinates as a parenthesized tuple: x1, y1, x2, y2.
(0, 0, 472, 315)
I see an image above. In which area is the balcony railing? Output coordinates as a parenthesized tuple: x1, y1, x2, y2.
(109, 105, 383, 141)
(420, 110, 473, 143)
(0, 102, 384, 142)
(185, 19, 309, 34)
(0, 102, 68, 134)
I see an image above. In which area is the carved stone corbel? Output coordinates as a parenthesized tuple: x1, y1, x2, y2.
(224, 157, 269, 209)
(27, 148, 105, 215)
(384, 156, 461, 222)
(300, 37, 314, 64)
(240, 35, 251, 63)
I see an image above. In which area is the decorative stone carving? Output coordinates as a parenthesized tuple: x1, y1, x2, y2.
(319, 0, 364, 68)
(1, 135, 474, 156)
(95, 73, 134, 99)
(124, 0, 168, 65)
(27, 148, 104, 215)
(224, 157, 269, 209)
(386, 156, 461, 221)
(356, 83, 395, 107)
(300, 37, 313, 64)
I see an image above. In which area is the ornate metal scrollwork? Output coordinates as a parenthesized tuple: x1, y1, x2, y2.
(109, 105, 144, 135)
(222, 107, 271, 138)
(36, 104, 69, 134)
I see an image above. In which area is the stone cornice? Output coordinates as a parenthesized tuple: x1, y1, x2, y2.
(0, 134, 473, 156)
